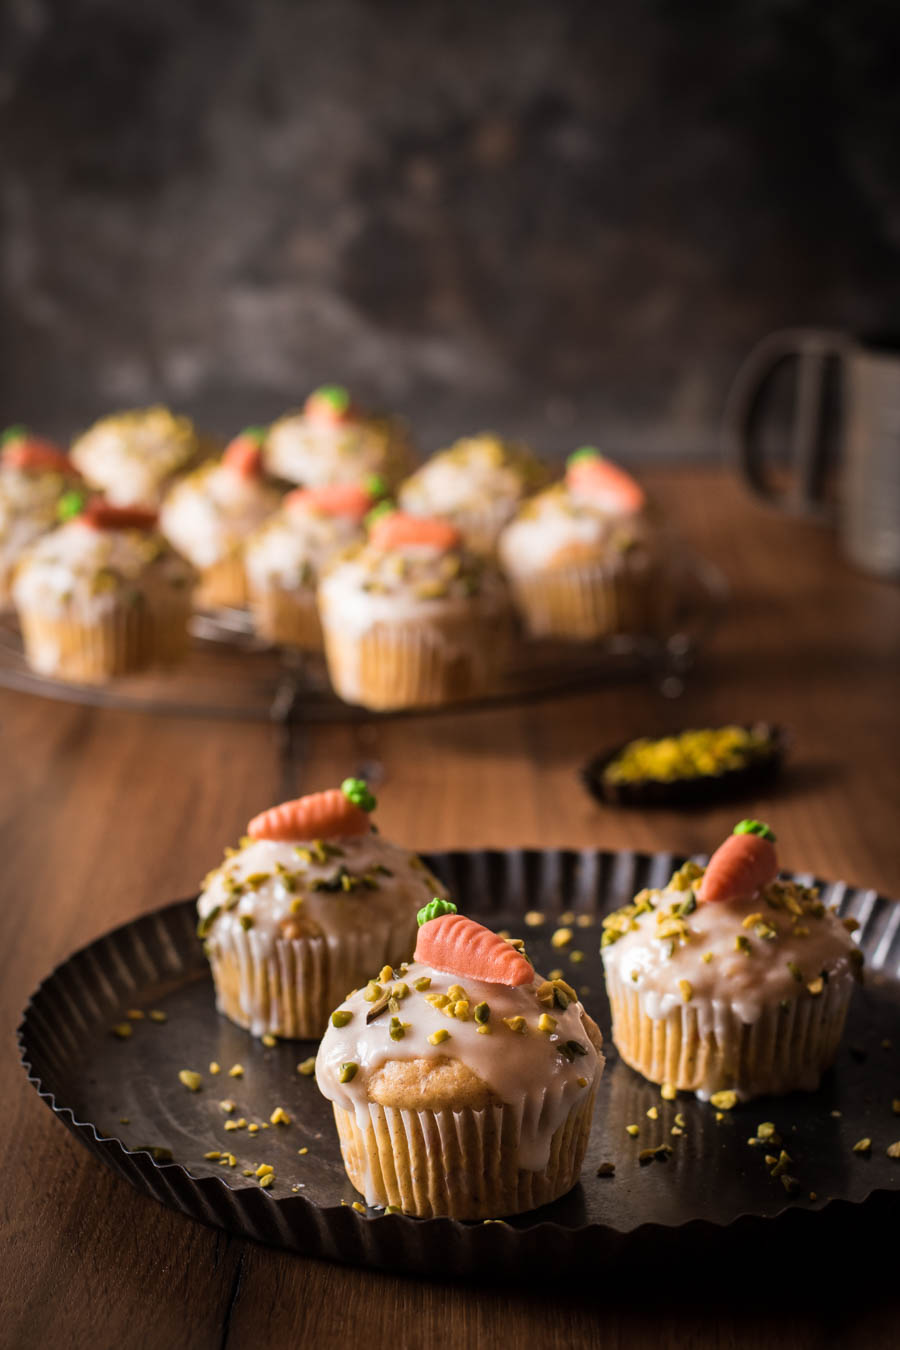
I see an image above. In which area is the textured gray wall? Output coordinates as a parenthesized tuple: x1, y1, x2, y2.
(1, 0, 898, 461)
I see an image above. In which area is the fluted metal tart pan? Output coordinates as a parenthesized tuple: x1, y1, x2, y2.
(18, 849, 900, 1277)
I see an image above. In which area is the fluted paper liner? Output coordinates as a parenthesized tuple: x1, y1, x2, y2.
(208, 916, 418, 1039)
(506, 553, 662, 641)
(332, 1081, 598, 1219)
(197, 551, 248, 609)
(18, 604, 191, 684)
(322, 611, 509, 711)
(604, 962, 854, 1098)
(249, 585, 323, 650)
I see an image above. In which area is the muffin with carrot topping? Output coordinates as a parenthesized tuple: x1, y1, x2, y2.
(71, 406, 203, 507)
(197, 779, 447, 1039)
(316, 899, 604, 1218)
(264, 385, 413, 490)
(159, 428, 282, 608)
(245, 478, 384, 649)
(601, 821, 861, 1102)
(398, 432, 548, 556)
(0, 425, 83, 606)
(12, 497, 195, 683)
(498, 446, 658, 640)
(318, 508, 511, 710)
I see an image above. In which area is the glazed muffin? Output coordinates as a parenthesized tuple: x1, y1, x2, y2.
(316, 899, 604, 1219)
(398, 432, 548, 555)
(70, 406, 202, 507)
(264, 385, 413, 490)
(245, 480, 382, 649)
(600, 821, 861, 1102)
(318, 509, 511, 710)
(12, 498, 195, 683)
(159, 428, 282, 608)
(0, 426, 83, 606)
(197, 779, 447, 1039)
(498, 446, 658, 640)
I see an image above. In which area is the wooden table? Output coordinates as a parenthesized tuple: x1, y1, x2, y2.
(1, 468, 898, 1348)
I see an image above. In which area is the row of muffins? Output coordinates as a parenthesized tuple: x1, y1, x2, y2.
(1, 395, 662, 704)
(194, 782, 861, 1219)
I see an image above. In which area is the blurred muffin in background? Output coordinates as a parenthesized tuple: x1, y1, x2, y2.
(71, 406, 203, 507)
(0, 425, 83, 607)
(264, 385, 413, 490)
(160, 427, 282, 609)
(398, 432, 548, 555)
(13, 498, 195, 683)
(245, 478, 383, 649)
(498, 446, 658, 640)
(318, 508, 510, 710)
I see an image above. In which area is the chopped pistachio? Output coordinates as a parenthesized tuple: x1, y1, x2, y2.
(270, 1107, 290, 1125)
(203, 1151, 221, 1161)
(476, 1024, 492, 1035)
(710, 1090, 738, 1111)
(646, 1106, 659, 1120)
(734, 935, 752, 955)
(209, 1062, 221, 1075)
(660, 1082, 677, 1101)
(538, 1013, 557, 1034)
(428, 1028, 450, 1046)
(702, 952, 713, 964)
(259, 1175, 275, 1189)
(379, 965, 394, 983)
(228, 1064, 244, 1078)
(626, 1124, 640, 1137)
(148, 1010, 167, 1023)
(569, 950, 585, 964)
(413, 976, 432, 991)
(297, 1058, 316, 1076)
(218, 1099, 236, 1113)
(550, 927, 573, 949)
(524, 911, 545, 927)
(806, 976, 825, 996)
(178, 1069, 202, 1092)
(339, 1062, 359, 1083)
(852, 1137, 872, 1154)
(503, 1015, 527, 1034)
(261, 1033, 277, 1048)
(331, 1009, 353, 1028)
(248, 1124, 259, 1134)
(111, 1023, 133, 1040)
(473, 1001, 491, 1024)
(678, 979, 693, 1003)
(886, 1142, 900, 1159)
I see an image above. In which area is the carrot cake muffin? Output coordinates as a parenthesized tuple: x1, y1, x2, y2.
(245, 479, 382, 649)
(601, 821, 861, 1101)
(316, 899, 604, 1218)
(318, 509, 511, 710)
(159, 428, 282, 608)
(397, 432, 548, 555)
(497, 446, 657, 640)
(0, 426, 83, 607)
(70, 406, 202, 507)
(196, 779, 447, 1039)
(12, 498, 195, 683)
(264, 385, 412, 490)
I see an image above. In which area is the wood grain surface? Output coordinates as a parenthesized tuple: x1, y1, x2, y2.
(0, 469, 898, 1349)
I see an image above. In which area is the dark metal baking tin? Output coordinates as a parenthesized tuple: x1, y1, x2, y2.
(581, 724, 788, 808)
(18, 849, 900, 1278)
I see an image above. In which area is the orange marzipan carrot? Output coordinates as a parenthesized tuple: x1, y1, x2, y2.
(369, 511, 461, 553)
(2, 436, 73, 475)
(414, 912, 534, 986)
(222, 432, 264, 478)
(698, 832, 778, 904)
(566, 455, 645, 513)
(286, 482, 373, 521)
(80, 501, 158, 532)
(246, 788, 371, 842)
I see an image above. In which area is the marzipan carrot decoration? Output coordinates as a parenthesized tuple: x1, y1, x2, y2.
(1, 425, 73, 475)
(369, 510, 461, 554)
(287, 482, 376, 522)
(247, 778, 376, 841)
(222, 427, 266, 478)
(80, 500, 159, 532)
(698, 820, 779, 904)
(304, 385, 358, 425)
(415, 906, 535, 986)
(565, 447, 645, 514)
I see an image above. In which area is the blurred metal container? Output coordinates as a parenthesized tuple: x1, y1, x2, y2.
(725, 328, 900, 578)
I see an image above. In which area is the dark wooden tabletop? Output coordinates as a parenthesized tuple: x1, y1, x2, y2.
(1, 468, 898, 1349)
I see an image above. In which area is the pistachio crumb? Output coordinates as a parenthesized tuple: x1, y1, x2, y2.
(678, 979, 693, 1003)
(626, 1124, 640, 1137)
(209, 1062, 221, 1075)
(710, 1090, 738, 1111)
(248, 1123, 259, 1134)
(550, 927, 573, 948)
(203, 1151, 221, 1161)
(886, 1142, 900, 1159)
(427, 1028, 450, 1046)
(297, 1058, 317, 1076)
(228, 1064, 244, 1078)
(660, 1083, 677, 1101)
(148, 1010, 167, 1023)
(218, 1099, 236, 1113)
(111, 1023, 133, 1040)
(270, 1107, 290, 1125)
(261, 1033, 277, 1048)
(646, 1106, 659, 1120)
(178, 1069, 203, 1092)
(852, 1137, 872, 1154)
(258, 1174, 275, 1189)
(298, 1146, 309, 1155)
(339, 1062, 358, 1083)
(524, 911, 545, 927)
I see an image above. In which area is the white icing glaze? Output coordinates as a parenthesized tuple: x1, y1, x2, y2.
(0, 468, 79, 603)
(498, 483, 649, 573)
(264, 412, 410, 487)
(198, 834, 445, 957)
(11, 519, 195, 618)
(70, 408, 199, 506)
(159, 463, 282, 569)
(398, 436, 545, 550)
(601, 876, 857, 1033)
(316, 961, 603, 1171)
(244, 500, 363, 593)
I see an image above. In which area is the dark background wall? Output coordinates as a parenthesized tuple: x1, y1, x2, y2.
(1, 0, 898, 461)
